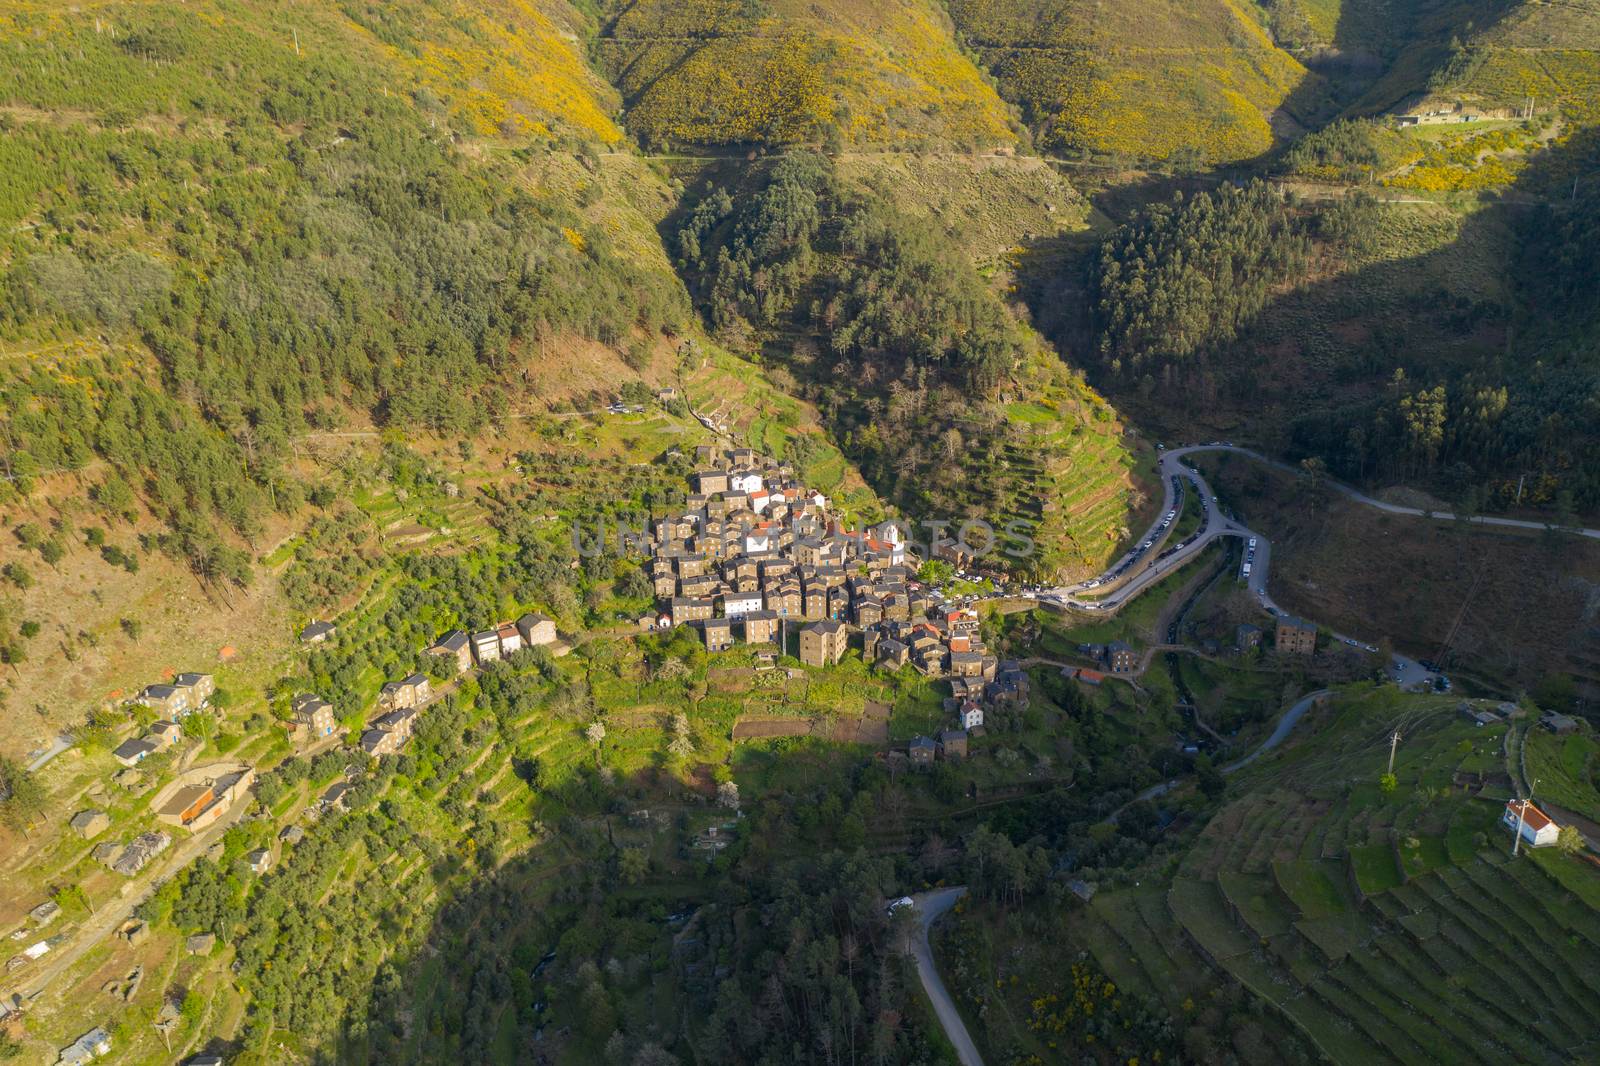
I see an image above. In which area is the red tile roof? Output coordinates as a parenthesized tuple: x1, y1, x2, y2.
(1506, 800, 1553, 831)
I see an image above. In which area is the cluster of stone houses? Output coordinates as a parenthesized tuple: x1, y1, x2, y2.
(361, 674, 431, 757)
(646, 447, 1011, 683)
(109, 672, 214, 766)
(1075, 640, 1140, 676)
(132, 672, 214, 718)
(427, 612, 558, 673)
(112, 718, 184, 768)
(90, 830, 171, 877)
(905, 660, 1031, 767)
(351, 612, 560, 758)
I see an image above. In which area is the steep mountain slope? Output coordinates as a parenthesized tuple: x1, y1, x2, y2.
(593, 0, 1019, 149)
(0, 0, 883, 751)
(1079, 160, 1600, 516)
(668, 152, 1150, 579)
(944, 0, 1326, 163)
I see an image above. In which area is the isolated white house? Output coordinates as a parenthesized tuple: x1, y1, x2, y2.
(1503, 800, 1559, 847)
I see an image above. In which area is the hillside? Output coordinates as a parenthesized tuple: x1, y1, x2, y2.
(1196, 451, 1600, 692)
(0, 0, 898, 755)
(1073, 129, 1600, 517)
(944, 0, 1325, 163)
(667, 151, 1151, 579)
(940, 685, 1600, 1064)
(593, 0, 1019, 149)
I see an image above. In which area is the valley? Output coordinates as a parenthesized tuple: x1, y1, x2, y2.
(0, 0, 1596, 1064)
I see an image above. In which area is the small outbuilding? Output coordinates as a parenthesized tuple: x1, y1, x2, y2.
(70, 809, 111, 839)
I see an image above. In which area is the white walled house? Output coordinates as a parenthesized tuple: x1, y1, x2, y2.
(720, 590, 765, 618)
(1503, 800, 1559, 847)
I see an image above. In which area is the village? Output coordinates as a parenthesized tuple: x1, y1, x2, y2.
(636, 444, 1039, 765)
(6, 445, 1591, 1066)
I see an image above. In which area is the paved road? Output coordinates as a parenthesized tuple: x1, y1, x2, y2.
(1042, 446, 1440, 691)
(1120, 688, 1332, 813)
(1222, 689, 1330, 773)
(907, 887, 983, 1066)
(5, 796, 248, 1007)
(1205, 445, 1600, 541)
(24, 735, 72, 773)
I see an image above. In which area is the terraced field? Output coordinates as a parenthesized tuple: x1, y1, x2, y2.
(676, 345, 881, 511)
(1080, 688, 1600, 1064)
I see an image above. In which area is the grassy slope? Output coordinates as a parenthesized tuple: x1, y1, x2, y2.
(1334, 0, 1600, 189)
(593, 0, 1019, 149)
(1196, 452, 1600, 690)
(945, 0, 1322, 163)
(0, 0, 889, 756)
(948, 685, 1600, 1065)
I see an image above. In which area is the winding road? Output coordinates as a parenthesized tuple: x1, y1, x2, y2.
(1036, 445, 1508, 691)
(910, 446, 1600, 1052)
(1118, 688, 1332, 813)
(906, 887, 983, 1066)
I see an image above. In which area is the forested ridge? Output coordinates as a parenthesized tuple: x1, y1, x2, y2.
(674, 152, 1111, 564)
(0, 5, 684, 583)
(1088, 173, 1600, 515)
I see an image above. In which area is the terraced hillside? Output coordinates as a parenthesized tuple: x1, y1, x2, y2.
(667, 152, 1150, 580)
(944, 0, 1325, 163)
(1092, 688, 1600, 1064)
(593, 0, 1018, 149)
(0, 0, 896, 753)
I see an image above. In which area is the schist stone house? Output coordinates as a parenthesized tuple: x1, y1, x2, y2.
(1104, 641, 1138, 674)
(516, 612, 557, 647)
(112, 737, 158, 768)
(800, 620, 848, 667)
(378, 673, 430, 711)
(1275, 616, 1318, 655)
(292, 694, 336, 738)
(299, 620, 336, 644)
(71, 809, 111, 839)
(741, 610, 779, 645)
(427, 630, 473, 673)
(472, 629, 502, 665)
(496, 622, 524, 657)
(112, 719, 183, 767)
(701, 617, 735, 653)
(136, 672, 214, 718)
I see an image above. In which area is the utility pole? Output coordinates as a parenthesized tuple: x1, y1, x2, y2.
(1387, 730, 1402, 774)
(1512, 777, 1539, 857)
